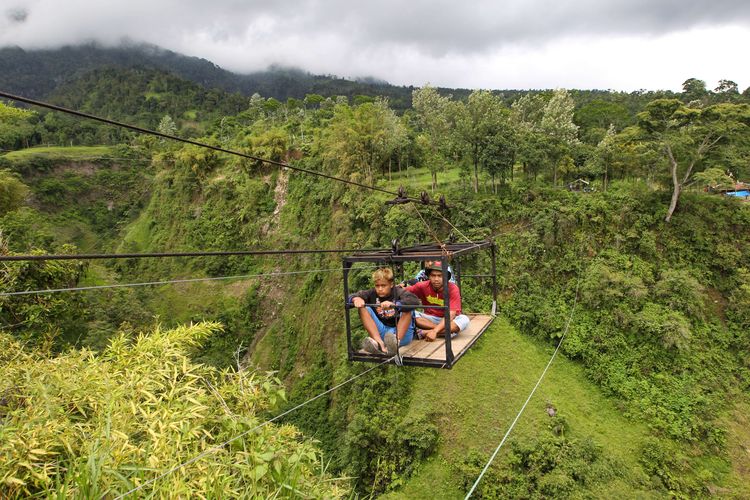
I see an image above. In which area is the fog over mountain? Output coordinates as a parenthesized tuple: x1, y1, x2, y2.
(2, 0, 750, 91)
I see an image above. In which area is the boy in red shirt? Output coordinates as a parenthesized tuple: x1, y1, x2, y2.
(405, 261, 470, 341)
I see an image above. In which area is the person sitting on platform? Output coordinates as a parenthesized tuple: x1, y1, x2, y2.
(349, 267, 420, 356)
(405, 261, 470, 342)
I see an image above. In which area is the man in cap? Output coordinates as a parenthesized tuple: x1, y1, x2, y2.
(405, 261, 470, 341)
(398, 261, 456, 288)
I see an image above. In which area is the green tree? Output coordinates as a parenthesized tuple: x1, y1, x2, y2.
(245, 127, 288, 164)
(574, 99, 630, 144)
(304, 93, 324, 109)
(515, 127, 552, 181)
(681, 78, 708, 103)
(455, 90, 508, 193)
(637, 99, 750, 221)
(0, 102, 37, 150)
(174, 142, 222, 180)
(540, 89, 580, 185)
(353, 95, 375, 106)
(714, 79, 739, 95)
(321, 99, 403, 185)
(479, 111, 517, 192)
(0, 170, 29, 213)
(412, 86, 452, 190)
(511, 93, 547, 125)
(385, 114, 410, 181)
(0, 246, 86, 347)
(692, 167, 735, 192)
(585, 125, 617, 190)
(263, 97, 282, 118)
(157, 114, 177, 137)
(607, 125, 661, 182)
(246, 92, 265, 119)
(512, 93, 553, 181)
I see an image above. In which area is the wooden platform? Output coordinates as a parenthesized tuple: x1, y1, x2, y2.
(399, 313, 493, 362)
(354, 313, 494, 367)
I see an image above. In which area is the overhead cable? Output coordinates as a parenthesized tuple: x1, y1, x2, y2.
(0, 265, 376, 297)
(408, 203, 445, 250)
(0, 247, 385, 262)
(0, 90, 430, 203)
(464, 271, 583, 498)
(428, 204, 473, 244)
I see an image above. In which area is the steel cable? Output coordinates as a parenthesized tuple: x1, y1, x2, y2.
(0, 247, 385, 262)
(0, 90, 434, 204)
(464, 270, 583, 498)
(0, 265, 377, 297)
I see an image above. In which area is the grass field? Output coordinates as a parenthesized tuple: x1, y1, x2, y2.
(383, 317, 659, 499)
(384, 166, 466, 193)
(722, 399, 750, 498)
(3, 145, 116, 161)
(380, 164, 528, 199)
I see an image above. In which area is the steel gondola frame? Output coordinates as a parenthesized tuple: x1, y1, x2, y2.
(343, 241, 497, 369)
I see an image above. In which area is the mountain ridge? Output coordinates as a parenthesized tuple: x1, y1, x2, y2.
(0, 42, 424, 108)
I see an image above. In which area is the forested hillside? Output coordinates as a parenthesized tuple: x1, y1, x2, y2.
(1, 62, 749, 498)
(0, 43, 418, 108)
(5, 43, 732, 115)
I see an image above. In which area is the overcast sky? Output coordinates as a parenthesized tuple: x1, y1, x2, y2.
(2, 0, 750, 92)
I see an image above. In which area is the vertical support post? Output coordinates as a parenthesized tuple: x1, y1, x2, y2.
(343, 259, 354, 360)
(442, 256, 454, 366)
(490, 243, 498, 316)
(454, 258, 462, 292)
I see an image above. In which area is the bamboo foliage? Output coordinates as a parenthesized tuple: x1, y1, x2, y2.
(0, 322, 346, 498)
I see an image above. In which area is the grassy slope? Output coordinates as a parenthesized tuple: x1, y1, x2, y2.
(722, 400, 750, 498)
(4, 144, 146, 250)
(384, 317, 659, 499)
(3, 145, 115, 160)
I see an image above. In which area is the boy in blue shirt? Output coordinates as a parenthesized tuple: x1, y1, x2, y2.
(349, 267, 420, 355)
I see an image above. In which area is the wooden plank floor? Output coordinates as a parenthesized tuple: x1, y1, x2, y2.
(399, 313, 493, 361)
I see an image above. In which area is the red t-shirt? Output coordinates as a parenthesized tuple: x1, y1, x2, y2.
(405, 280, 462, 317)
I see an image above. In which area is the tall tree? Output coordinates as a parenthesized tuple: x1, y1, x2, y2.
(540, 89, 580, 185)
(714, 79, 739, 95)
(388, 115, 411, 180)
(511, 94, 549, 181)
(681, 78, 708, 104)
(0, 170, 29, 213)
(455, 90, 508, 193)
(585, 124, 617, 190)
(637, 99, 750, 222)
(157, 114, 177, 137)
(574, 99, 631, 144)
(0, 101, 37, 150)
(412, 86, 452, 191)
(321, 99, 403, 185)
(479, 109, 517, 192)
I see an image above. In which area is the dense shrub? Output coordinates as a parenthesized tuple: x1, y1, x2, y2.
(455, 422, 616, 499)
(495, 186, 749, 493)
(0, 323, 346, 498)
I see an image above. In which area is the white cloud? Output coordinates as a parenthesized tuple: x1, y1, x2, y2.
(2, 0, 749, 90)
